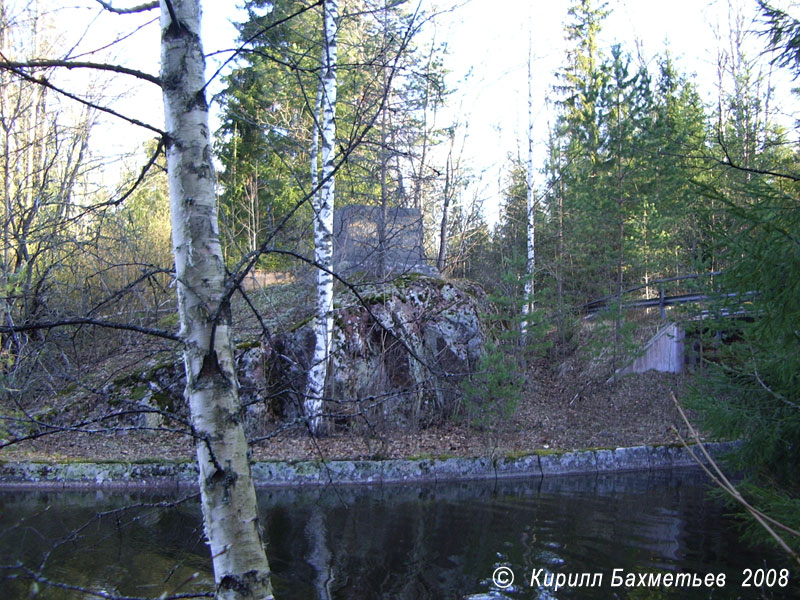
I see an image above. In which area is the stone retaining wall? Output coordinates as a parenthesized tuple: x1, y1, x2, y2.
(0, 442, 738, 490)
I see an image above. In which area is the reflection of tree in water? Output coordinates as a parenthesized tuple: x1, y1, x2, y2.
(265, 490, 481, 599)
(0, 473, 792, 599)
(305, 506, 333, 600)
(263, 473, 790, 599)
(0, 490, 211, 598)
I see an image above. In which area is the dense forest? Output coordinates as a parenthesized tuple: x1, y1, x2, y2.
(1, 0, 800, 595)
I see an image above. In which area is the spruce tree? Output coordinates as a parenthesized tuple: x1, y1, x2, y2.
(687, 0, 800, 553)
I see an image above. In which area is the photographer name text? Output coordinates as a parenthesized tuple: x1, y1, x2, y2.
(492, 566, 790, 591)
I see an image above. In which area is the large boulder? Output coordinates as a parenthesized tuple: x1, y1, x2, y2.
(103, 275, 487, 435)
(262, 275, 487, 431)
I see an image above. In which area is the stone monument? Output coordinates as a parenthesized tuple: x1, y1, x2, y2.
(333, 205, 437, 279)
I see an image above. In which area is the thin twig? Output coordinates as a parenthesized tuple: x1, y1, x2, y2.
(0, 316, 181, 342)
(0, 59, 160, 86)
(95, 0, 159, 14)
(0, 63, 165, 136)
(671, 392, 800, 566)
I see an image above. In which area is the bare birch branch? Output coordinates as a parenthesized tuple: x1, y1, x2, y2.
(0, 317, 181, 342)
(0, 58, 161, 86)
(95, 0, 159, 14)
(0, 63, 165, 136)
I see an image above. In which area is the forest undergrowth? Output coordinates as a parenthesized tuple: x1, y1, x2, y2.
(0, 304, 701, 464)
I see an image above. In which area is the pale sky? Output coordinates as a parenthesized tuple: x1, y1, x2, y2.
(436, 0, 800, 223)
(17, 0, 799, 223)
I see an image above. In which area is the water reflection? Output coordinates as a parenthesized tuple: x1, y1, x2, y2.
(0, 469, 794, 599)
(305, 506, 334, 599)
(0, 489, 213, 598)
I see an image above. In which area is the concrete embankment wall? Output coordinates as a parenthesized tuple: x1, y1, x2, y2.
(0, 442, 738, 490)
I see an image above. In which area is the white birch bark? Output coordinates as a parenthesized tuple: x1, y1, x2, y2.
(310, 82, 322, 205)
(159, 2, 272, 598)
(306, 0, 338, 435)
(437, 133, 456, 273)
(522, 32, 535, 342)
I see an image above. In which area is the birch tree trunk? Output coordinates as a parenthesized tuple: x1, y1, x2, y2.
(521, 34, 535, 343)
(306, 0, 338, 435)
(159, 2, 273, 598)
(436, 132, 456, 273)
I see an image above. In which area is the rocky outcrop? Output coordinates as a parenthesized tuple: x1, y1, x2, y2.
(106, 275, 487, 435)
(262, 275, 488, 432)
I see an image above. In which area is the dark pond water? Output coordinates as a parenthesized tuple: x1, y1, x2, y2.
(0, 469, 796, 599)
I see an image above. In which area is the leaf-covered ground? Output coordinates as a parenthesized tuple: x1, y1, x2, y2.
(1, 369, 698, 463)
(0, 280, 705, 464)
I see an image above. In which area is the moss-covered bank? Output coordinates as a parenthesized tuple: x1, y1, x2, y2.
(0, 442, 739, 489)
